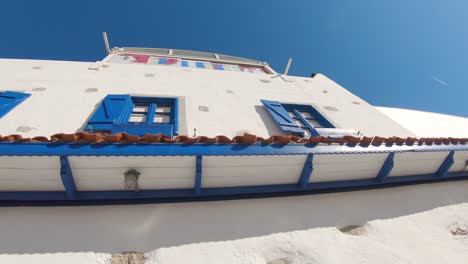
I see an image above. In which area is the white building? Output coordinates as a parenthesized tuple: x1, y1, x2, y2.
(0, 44, 466, 204)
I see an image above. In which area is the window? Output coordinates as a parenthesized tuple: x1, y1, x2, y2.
(85, 95, 178, 137)
(261, 100, 334, 137)
(0, 91, 31, 119)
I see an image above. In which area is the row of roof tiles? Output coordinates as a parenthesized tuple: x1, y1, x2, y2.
(0, 132, 467, 146)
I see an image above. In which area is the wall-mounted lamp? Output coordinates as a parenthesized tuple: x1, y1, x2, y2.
(124, 169, 141, 192)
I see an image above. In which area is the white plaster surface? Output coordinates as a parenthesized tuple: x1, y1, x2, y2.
(451, 151, 468, 172)
(1, 59, 468, 263)
(389, 151, 449, 177)
(145, 203, 468, 264)
(69, 156, 196, 191)
(0, 253, 110, 264)
(2, 181, 468, 264)
(310, 153, 387, 182)
(0, 58, 414, 138)
(0, 156, 63, 191)
(202, 155, 306, 187)
(377, 106, 468, 137)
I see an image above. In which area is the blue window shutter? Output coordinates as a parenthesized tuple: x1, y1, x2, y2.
(86, 95, 133, 131)
(0, 91, 31, 118)
(261, 99, 304, 135)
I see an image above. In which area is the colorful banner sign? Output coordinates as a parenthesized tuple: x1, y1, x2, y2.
(111, 54, 267, 74)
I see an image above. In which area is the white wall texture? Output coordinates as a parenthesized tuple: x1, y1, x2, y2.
(0, 57, 467, 263)
(0, 58, 414, 138)
(378, 106, 468, 137)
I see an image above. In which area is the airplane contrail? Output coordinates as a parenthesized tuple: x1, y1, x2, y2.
(432, 76, 448, 86)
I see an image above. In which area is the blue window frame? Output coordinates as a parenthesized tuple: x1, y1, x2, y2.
(261, 100, 333, 137)
(0, 91, 31, 119)
(85, 95, 179, 137)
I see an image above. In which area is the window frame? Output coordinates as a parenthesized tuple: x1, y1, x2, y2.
(85, 95, 179, 137)
(261, 100, 334, 137)
(281, 103, 334, 136)
(128, 96, 179, 131)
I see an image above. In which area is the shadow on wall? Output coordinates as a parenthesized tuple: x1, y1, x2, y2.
(77, 100, 102, 132)
(1, 181, 468, 254)
(254, 105, 283, 136)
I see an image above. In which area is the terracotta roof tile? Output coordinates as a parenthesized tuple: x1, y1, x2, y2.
(405, 137, 417, 145)
(0, 132, 466, 146)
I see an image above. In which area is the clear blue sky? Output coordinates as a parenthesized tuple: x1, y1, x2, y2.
(1, 1, 467, 117)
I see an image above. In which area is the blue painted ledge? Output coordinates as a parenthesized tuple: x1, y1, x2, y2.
(0, 142, 466, 206)
(0, 142, 466, 156)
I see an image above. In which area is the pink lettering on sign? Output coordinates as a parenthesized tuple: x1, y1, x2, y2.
(239, 65, 267, 74)
(121, 53, 150, 63)
(166, 58, 179, 65)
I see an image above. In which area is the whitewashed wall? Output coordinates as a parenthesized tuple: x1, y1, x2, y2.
(378, 107, 468, 138)
(0, 57, 414, 138)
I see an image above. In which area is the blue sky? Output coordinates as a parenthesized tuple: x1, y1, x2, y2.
(1, 1, 467, 117)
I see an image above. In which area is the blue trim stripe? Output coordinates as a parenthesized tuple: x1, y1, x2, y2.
(0, 142, 466, 156)
(157, 58, 168, 64)
(146, 103, 157, 124)
(297, 153, 313, 188)
(173, 98, 179, 135)
(59, 156, 77, 199)
(213, 64, 224, 70)
(436, 151, 455, 177)
(376, 152, 394, 182)
(195, 156, 203, 194)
